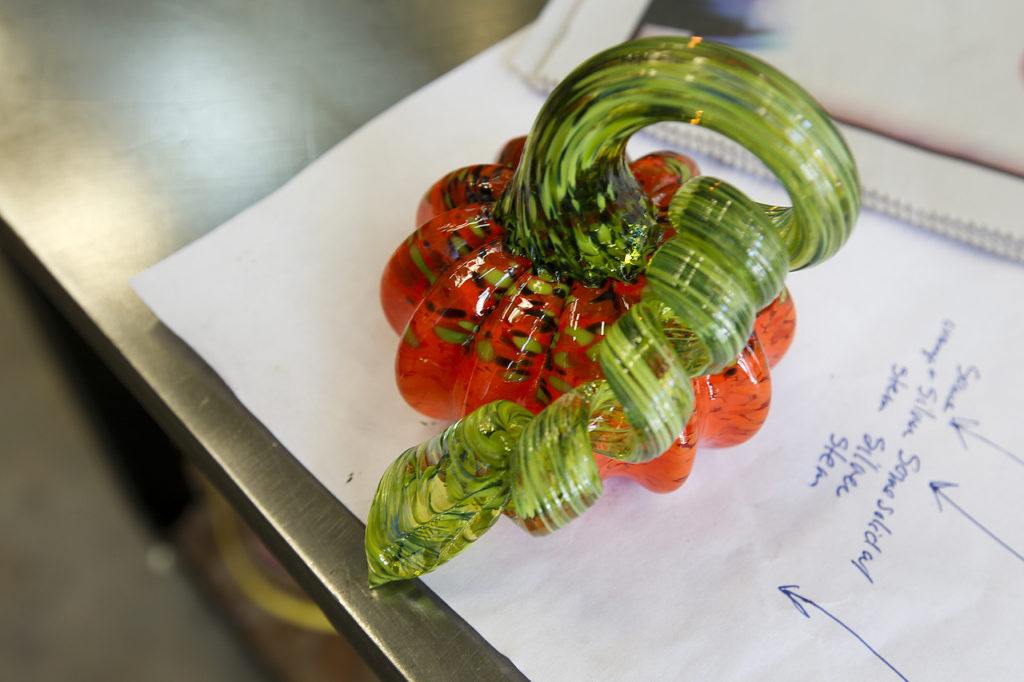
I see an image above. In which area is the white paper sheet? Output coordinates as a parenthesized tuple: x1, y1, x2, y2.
(133, 35, 1024, 681)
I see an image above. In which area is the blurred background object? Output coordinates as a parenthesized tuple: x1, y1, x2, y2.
(0, 1, 542, 679)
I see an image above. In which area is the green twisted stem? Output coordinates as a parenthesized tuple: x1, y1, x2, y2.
(367, 37, 860, 586)
(496, 36, 858, 284)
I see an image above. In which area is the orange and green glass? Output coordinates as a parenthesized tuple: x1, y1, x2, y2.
(370, 36, 860, 586)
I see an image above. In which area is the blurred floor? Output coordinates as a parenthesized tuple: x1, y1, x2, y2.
(0, 252, 270, 681)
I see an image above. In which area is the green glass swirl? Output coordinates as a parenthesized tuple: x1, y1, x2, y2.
(508, 382, 604, 535)
(648, 176, 789, 373)
(496, 36, 859, 284)
(597, 300, 695, 457)
(365, 401, 533, 586)
(366, 36, 860, 587)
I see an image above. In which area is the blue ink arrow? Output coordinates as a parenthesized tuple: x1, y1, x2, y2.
(778, 585, 908, 681)
(949, 417, 1024, 468)
(929, 481, 1024, 563)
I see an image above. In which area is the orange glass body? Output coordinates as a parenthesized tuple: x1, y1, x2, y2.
(381, 138, 796, 493)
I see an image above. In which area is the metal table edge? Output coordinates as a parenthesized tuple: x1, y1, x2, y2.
(0, 214, 529, 682)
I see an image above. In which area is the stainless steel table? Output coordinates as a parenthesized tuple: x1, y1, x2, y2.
(0, 2, 543, 679)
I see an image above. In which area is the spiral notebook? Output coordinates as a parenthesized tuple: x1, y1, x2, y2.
(133, 32, 1024, 681)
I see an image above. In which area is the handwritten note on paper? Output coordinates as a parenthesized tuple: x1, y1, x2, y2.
(799, 319, 989, 585)
(751, 207, 1024, 680)
(790, 309, 1021, 591)
(132, 39, 1024, 682)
